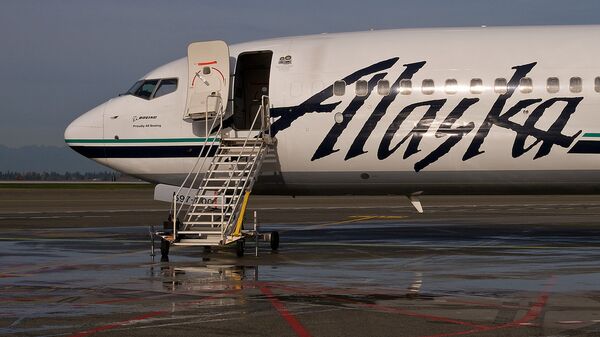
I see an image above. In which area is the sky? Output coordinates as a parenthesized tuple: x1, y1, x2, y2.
(1, 0, 600, 148)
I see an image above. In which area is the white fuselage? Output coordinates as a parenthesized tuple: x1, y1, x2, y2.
(65, 26, 600, 195)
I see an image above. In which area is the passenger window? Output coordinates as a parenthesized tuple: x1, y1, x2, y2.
(399, 79, 412, 95)
(494, 78, 508, 94)
(470, 78, 483, 94)
(333, 80, 346, 96)
(595, 77, 600, 93)
(445, 79, 458, 94)
(355, 80, 368, 97)
(546, 77, 560, 94)
(519, 77, 533, 94)
(135, 79, 159, 99)
(377, 80, 390, 96)
(422, 79, 435, 95)
(570, 77, 582, 93)
(153, 78, 178, 98)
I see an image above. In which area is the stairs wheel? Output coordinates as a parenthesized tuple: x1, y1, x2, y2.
(270, 231, 280, 251)
(235, 239, 245, 257)
(160, 239, 170, 259)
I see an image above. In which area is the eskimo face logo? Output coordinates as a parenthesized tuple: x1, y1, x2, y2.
(270, 58, 584, 172)
(133, 115, 158, 123)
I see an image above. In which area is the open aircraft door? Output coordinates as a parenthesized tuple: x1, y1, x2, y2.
(185, 41, 230, 120)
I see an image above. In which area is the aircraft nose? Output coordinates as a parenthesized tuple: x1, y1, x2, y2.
(64, 103, 105, 145)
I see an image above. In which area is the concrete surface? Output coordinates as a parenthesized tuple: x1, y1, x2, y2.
(1, 187, 600, 336)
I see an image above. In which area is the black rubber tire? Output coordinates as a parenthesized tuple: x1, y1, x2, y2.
(160, 239, 170, 258)
(235, 240, 245, 257)
(270, 231, 280, 251)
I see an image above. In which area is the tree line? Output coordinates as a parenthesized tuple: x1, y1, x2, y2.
(0, 171, 119, 181)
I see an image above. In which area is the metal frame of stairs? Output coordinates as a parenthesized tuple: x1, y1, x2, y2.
(156, 95, 272, 254)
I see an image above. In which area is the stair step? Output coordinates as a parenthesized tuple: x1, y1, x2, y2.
(187, 211, 233, 216)
(190, 196, 238, 203)
(205, 177, 246, 182)
(188, 207, 235, 212)
(222, 138, 263, 143)
(200, 185, 245, 190)
(174, 239, 222, 246)
(210, 169, 251, 173)
(215, 154, 257, 159)
(212, 160, 253, 164)
(177, 230, 222, 234)
(219, 146, 261, 151)
(184, 221, 228, 225)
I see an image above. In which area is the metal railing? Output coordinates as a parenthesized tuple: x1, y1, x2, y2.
(171, 94, 271, 244)
(171, 94, 223, 239)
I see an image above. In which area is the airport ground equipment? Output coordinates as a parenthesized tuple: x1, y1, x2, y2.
(154, 95, 278, 257)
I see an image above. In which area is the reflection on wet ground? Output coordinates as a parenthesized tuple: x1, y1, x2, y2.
(2, 207, 600, 336)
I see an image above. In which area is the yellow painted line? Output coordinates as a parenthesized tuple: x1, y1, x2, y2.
(302, 215, 408, 230)
(305, 216, 376, 230)
(348, 215, 408, 219)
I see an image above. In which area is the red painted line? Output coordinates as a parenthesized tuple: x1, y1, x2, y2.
(259, 285, 313, 337)
(265, 282, 486, 329)
(417, 276, 556, 337)
(93, 297, 142, 304)
(68, 311, 166, 337)
(0, 296, 54, 302)
(513, 282, 553, 324)
(443, 299, 526, 310)
(330, 296, 488, 329)
(211, 67, 226, 83)
(197, 61, 217, 66)
(191, 72, 198, 86)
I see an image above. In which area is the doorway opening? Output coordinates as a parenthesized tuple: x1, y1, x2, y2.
(233, 51, 272, 130)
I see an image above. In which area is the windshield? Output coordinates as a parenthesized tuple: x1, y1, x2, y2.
(122, 78, 177, 100)
(126, 80, 143, 96)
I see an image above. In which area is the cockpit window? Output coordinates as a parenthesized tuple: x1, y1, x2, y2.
(136, 79, 159, 99)
(154, 78, 178, 98)
(126, 80, 143, 96)
(125, 78, 177, 100)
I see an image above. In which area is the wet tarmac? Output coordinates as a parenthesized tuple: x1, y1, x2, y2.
(2, 188, 600, 336)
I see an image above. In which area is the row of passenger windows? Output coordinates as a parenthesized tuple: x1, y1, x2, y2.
(332, 77, 600, 96)
(125, 78, 178, 100)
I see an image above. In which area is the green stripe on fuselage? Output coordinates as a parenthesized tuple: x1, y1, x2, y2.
(65, 138, 219, 144)
(583, 133, 600, 138)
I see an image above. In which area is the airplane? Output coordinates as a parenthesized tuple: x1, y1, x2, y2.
(64, 25, 600, 257)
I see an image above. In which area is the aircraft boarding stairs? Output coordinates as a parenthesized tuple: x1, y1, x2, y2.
(155, 96, 278, 258)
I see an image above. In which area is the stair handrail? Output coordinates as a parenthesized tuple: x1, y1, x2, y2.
(178, 97, 226, 220)
(172, 94, 224, 220)
(177, 95, 271, 243)
(221, 96, 270, 239)
(184, 97, 265, 228)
